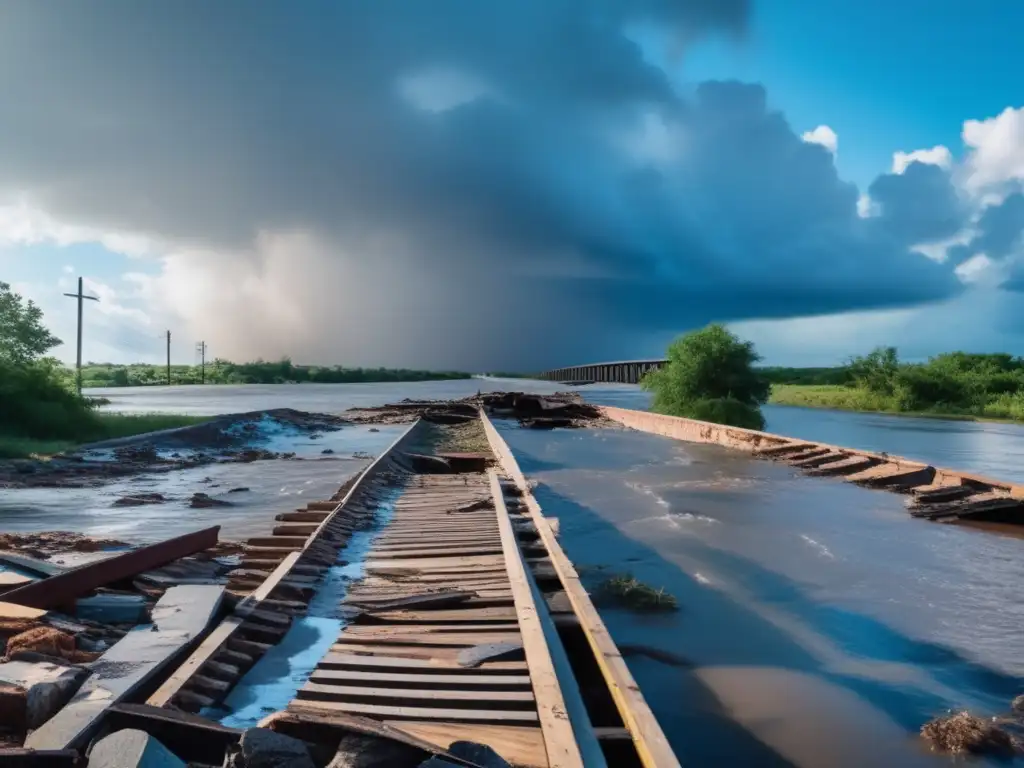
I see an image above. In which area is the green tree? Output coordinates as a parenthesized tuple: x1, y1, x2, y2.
(641, 324, 770, 430)
(0, 282, 62, 364)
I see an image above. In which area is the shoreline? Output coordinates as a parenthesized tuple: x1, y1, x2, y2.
(768, 385, 1024, 426)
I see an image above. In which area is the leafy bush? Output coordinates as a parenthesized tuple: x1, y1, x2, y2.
(642, 324, 769, 429)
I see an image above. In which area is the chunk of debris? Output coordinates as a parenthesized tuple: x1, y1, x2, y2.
(112, 493, 167, 508)
(457, 641, 525, 668)
(3, 627, 99, 664)
(190, 492, 233, 508)
(227, 727, 315, 768)
(0, 658, 89, 729)
(401, 453, 452, 474)
(88, 728, 186, 767)
(229, 487, 251, 494)
(921, 711, 1019, 757)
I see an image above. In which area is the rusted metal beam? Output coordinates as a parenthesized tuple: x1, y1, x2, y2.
(2, 526, 220, 609)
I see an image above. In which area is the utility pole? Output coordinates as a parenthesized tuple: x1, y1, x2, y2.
(166, 330, 172, 386)
(195, 341, 207, 384)
(62, 277, 99, 395)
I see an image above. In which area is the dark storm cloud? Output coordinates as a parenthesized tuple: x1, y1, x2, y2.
(0, 0, 964, 369)
(868, 162, 968, 246)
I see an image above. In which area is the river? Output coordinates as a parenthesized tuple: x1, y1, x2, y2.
(6, 378, 1024, 765)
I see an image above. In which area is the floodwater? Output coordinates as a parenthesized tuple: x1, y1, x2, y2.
(5, 378, 1024, 763)
(498, 420, 1024, 766)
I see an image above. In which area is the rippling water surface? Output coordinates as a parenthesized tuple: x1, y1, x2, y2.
(5, 378, 1024, 764)
(499, 420, 1024, 766)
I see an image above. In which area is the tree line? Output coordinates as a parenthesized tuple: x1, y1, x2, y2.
(80, 360, 471, 387)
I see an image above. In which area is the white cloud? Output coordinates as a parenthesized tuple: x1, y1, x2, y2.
(801, 125, 838, 155)
(0, 200, 157, 258)
(891, 145, 952, 175)
(856, 194, 877, 218)
(962, 106, 1024, 192)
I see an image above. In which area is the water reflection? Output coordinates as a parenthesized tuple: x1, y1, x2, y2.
(499, 421, 1024, 767)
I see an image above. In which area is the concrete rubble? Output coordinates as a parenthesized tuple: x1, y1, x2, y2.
(0, 658, 89, 730)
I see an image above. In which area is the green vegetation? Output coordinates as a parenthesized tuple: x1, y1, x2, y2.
(0, 282, 202, 458)
(641, 324, 770, 430)
(768, 348, 1024, 422)
(594, 573, 679, 612)
(80, 359, 472, 387)
(0, 413, 208, 458)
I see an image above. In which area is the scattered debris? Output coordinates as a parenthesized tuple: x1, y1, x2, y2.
(3, 526, 220, 609)
(0, 531, 127, 559)
(921, 711, 1019, 757)
(0, 408, 350, 489)
(593, 574, 679, 612)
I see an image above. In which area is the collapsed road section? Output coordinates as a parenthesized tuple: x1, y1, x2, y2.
(600, 405, 1024, 526)
(1, 406, 677, 767)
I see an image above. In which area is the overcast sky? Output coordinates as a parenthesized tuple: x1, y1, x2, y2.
(3, 0, 1024, 370)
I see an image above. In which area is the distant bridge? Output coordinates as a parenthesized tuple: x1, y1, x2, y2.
(538, 359, 668, 385)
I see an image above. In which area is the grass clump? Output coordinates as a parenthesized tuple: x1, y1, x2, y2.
(594, 573, 679, 613)
(921, 711, 1018, 758)
(0, 413, 206, 459)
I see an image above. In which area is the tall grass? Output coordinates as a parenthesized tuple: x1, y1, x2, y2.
(0, 412, 207, 458)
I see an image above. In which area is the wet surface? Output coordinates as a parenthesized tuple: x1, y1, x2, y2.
(0, 425, 403, 542)
(498, 420, 1024, 766)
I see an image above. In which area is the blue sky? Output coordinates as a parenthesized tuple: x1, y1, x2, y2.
(2, 1, 1023, 369)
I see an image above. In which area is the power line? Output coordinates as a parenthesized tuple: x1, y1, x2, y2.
(195, 341, 207, 384)
(62, 277, 99, 395)
(166, 330, 172, 386)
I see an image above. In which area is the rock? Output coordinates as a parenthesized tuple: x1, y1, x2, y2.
(228, 487, 251, 493)
(0, 658, 89, 729)
(321, 449, 335, 455)
(1013, 695, 1024, 713)
(231, 727, 315, 768)
(88, 728, 187, 767)
(368, 428, 379, 432)
(190, 492, 233, 508)
(112, 493, 167, 507)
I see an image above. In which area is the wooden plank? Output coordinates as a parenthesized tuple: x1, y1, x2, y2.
(489, 471, 582, 768)
(343, 623, 521, 635)
(481, 413, 680, 768)
(370, 546, 504, 559)
(390, 721, 548, 768)
(290, 699, 539, 724)
(4, 527, 220, 609)
(366, 607, 518, 623)
(0, 552, 66, 578)
(320, 651, 527, 673)
(146, 551, 301, 707)
(26, 585, 224, 750)
(299, 681, 535, 703)
(335, 631, 521, 646)
(366, 555, 504, 570)
(309, 669, 532, 687)
(0, 600, 47, 620)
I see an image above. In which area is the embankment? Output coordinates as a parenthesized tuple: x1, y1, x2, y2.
(600, 405, 1024, 525)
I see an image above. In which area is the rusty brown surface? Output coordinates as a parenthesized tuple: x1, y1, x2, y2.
(2, 526, 220, 610)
